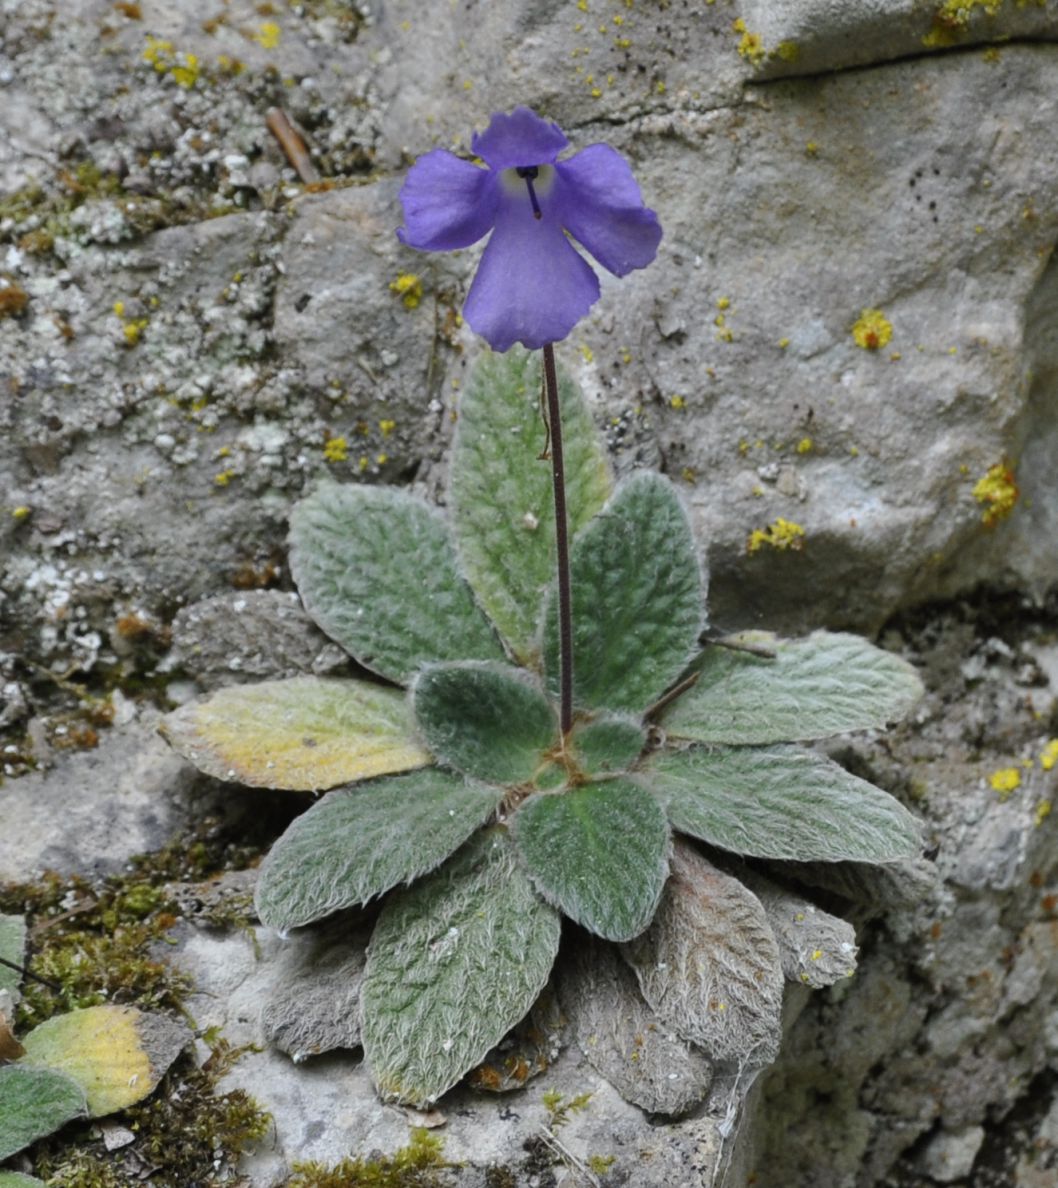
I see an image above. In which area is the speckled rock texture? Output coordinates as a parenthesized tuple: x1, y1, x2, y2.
(3, 0, 1058, 1184)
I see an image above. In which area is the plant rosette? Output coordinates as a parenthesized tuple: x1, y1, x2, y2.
(162, 348, 924, 1112)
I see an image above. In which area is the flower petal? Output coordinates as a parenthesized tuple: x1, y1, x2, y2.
(471, 107, 569, 171)
(554, 144, 663, 277)
(397, 149, 498, 251)
(463, 196, 600, 351)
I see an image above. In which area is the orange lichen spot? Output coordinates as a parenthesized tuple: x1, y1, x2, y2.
(390, 273, 423, 310)
(114, 1, 142, 16)
(323, 436, 348, 463)
(255, 21, 281, 49)
(747, 518, 806, 554)
(989, 767, 1021, 799)
(1039, 740, 1058, 771)
(852, 308, 893, 350)
(972, 461, 1018, 526)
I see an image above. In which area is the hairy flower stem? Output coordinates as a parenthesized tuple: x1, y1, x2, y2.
(542, 343, 574, 737)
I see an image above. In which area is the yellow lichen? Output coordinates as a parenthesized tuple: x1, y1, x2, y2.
(774, 39, 800, 62)
(376, 452, 388, 465)
(579, 343, 594, 363)
(255, 21, 281, 49)
(796, 437, 813, 455)
(143, 36, 199, 87)
(717, 296, 731, 311)
(323, 436, 348, 463)
(731, 19, 767, 66)
(669, 395, 685, 410)
(389, 273, 423, 310)
(378, 420, 396, 437)
(852, 308, 893, 350)
(778, 337, 790, 349)
(11, 505, 31, 520)
(1040, 740, 1058, 771)
(214, 468, 236, 487)
(989, 766, 1021, 799)
(1036, 800, 1052, 828)
(747, 518, 806, 554)
(972, 462, 1018, 526)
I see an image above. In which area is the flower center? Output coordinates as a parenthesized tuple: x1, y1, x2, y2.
(516, 165, 543, 220)
(500, 164, 555, 218)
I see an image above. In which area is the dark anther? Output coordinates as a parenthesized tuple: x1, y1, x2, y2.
(516, 165, 543, 220)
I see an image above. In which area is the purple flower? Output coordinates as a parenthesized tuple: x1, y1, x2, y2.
(397, 107, 662, 352)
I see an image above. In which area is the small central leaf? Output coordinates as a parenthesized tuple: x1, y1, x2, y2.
(361, 830, 561, 1107)
(570, 713, 647, 776)
(544, 471, 705, 713)
(255, 769, 506, 930)
(413, 662, 557, 785)
(511, 778, 670, 942)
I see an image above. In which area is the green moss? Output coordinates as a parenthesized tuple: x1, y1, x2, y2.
(0, 158, 236, 255)
(0, 825, 276, 1184)
(0, 822, 268, 1029)
(30, 1043, 271, 1188)
(284, 1129, 454, 1187)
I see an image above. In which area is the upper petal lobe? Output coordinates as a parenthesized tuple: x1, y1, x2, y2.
(397, 149, 499, 251)
(553, 144, 662, 277)
(471, 107, 569, 171)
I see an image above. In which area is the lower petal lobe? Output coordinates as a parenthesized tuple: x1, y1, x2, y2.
(463, 195, 600, 350)
(397, 150, 498, 251)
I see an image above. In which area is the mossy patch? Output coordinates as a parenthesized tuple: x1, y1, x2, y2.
(283, 1128, 453, 1187)
(0, 823, 275, 1183)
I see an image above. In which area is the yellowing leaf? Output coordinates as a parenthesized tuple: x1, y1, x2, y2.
(19, 1005, 189, 1118)
(162, 676, 431, 792)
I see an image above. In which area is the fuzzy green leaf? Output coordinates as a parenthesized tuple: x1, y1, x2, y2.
(512, 779, 670, 941)
(570, 713, 647, 776)
(361, 830, 561, 1106)
(290, 483, 504, 684)
(0, 914, 27, 1005)
(255, 769, 505, 930)
(412, 663, 557, 785)
(622, 841, 784, 1065)
(450, 347, 613, 664)
(647, 744, 922, 863)
(161, 676, 431, 792)
(544, 472, 704, 713)
(663, 631, 924, 744)
(0, 1065, 87, 1159)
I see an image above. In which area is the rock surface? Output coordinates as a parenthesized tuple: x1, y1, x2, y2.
(3, 0, 1058, 1184)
